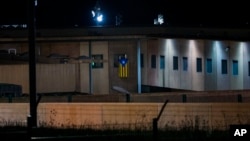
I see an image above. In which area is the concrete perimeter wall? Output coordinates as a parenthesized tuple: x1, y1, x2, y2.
(0, 103, 249, 130)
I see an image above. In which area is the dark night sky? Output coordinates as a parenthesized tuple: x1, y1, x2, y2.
(1, 0, 250, 28)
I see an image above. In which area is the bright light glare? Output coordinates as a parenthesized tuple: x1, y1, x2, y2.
(158, 15, 164, 24)
(91, 9, 103, 23)
(91, 11, 95, 17)
(154, 14, 164, 25)
(97, 14, 103, 22)
(91, 1, 104, 24)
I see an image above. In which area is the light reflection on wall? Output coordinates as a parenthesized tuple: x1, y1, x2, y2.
(144, 39, 250, 91)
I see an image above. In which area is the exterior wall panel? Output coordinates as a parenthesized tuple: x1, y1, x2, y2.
(0, 64, 29, 94)
(168, 39, 181, 89)
(79, 42, 90, 93)
(204, 41, 217, 90)
(216, 41, 230, 90)
(141, 40, 148, 86)
(158, 39, 168, 87)
(36, 64, 76, 93)
(230, 42, 243, 90)
(92, 41, 109, 94)
(180, 40, 192, 90)
(191, 40, 204, 91)
(147, 39, 159, 86)
(243, 42, 250, 89)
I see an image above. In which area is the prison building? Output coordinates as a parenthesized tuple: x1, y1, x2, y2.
(0, 26, 250, 95)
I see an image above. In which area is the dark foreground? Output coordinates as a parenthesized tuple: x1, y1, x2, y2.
(0, 126, 235, 141)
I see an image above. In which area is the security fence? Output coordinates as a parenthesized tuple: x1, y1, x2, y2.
(0, 91, 250, 103)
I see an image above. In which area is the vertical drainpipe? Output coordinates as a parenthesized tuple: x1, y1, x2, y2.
(137, 39, 141, 94)
(89, 41, 93, 94)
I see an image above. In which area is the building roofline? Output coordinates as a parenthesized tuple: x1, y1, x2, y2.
(1, 26, 250, 42)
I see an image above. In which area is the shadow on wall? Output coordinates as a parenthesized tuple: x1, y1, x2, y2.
(141, 85, 194, 93)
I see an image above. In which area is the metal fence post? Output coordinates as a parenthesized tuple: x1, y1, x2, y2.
(153, 118, 158, 140)
(152, 99, 169, 141)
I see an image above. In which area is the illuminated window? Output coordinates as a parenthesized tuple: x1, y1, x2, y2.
(206, 58, 212, 73)
(222, 59, 227, 74)
(173, 56, 178, 70)
(183, 57, 188, 71)
(232, 60, 238, 75)
(160, 55, 165, 69)
(92, 54, 103, 69)
(249, 61, 250, 76)
(196, 58, 202, 72)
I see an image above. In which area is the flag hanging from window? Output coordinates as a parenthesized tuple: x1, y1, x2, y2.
(118, 54, 128, 78)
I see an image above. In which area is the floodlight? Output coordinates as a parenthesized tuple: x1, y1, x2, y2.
(158, 14, 164, 25)
(91, 10, 96, 17)
(154, 14, 164, 25)
(91, 0, 104, 24)
(97, 14, 103, 22)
